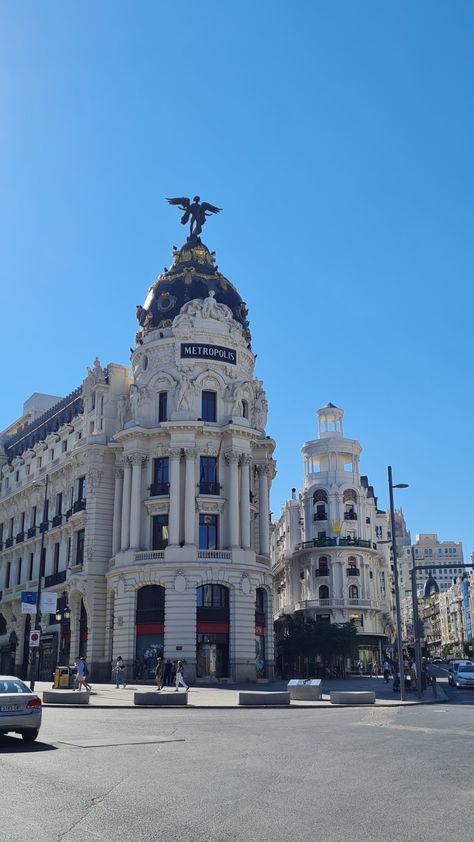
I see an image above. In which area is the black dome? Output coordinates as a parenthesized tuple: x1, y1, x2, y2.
(138, 237, 249, 333)
(424, 577, 439, 597)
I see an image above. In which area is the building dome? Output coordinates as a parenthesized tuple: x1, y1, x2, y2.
(424, 576, 439, 597)
(138, 237, 250, 335)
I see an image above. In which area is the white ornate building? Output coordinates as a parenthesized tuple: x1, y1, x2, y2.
(272, 404, 394, 670)
(0, 232, 276, 682)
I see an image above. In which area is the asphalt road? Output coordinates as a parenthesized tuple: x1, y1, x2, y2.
(2, 700, 474, 842)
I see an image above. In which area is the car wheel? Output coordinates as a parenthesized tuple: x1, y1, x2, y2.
(21, 729, 39, 744)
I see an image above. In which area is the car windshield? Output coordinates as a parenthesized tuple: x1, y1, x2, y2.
(0, 678, 31, 694)
(457, 665, 474, 673)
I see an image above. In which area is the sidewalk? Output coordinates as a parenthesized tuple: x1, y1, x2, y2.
(35, 675, 447, 709)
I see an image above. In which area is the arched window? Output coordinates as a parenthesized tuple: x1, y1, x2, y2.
(348, 556, 357, 568)
(349, 585, 359, 600)
(343, 489, 357, 520)
(319, 585, 329, 600)
(313, 489, 328, 503)
(136, 585, 165, 678)
(343, 489, 357, 503)
(317, 556, 328, 576)
(196, 584, 229, 608)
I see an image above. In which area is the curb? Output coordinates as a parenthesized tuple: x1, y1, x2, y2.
(41, 698, 446, 710)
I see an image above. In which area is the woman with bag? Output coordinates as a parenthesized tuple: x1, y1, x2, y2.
(113, 655, 126, 689)
(175, 660, 188, 692)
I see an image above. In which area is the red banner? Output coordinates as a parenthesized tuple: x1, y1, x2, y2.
(136, 623, 164, 635)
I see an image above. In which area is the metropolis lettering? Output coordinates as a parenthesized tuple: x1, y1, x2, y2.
(180, 343, 237, 365)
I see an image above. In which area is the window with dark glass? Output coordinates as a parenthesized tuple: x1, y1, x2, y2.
(152, 515, 169, 550)
(319, 585, 329, 600)
(53, 542, 60, 574)
(55, 493, 62, 515)
(201, 390, 217, 422)
(76, 529, 85, 565)
(28, 553, 34, 581)
(196, 583, 229, 608)
(6, 562, 11, 588)
(17, 558, 22, 585)
(31, 506, 37, 528)
(199, 514, 218, 550)
(78, 476, 85, 501)
(151, 458, 169, 496)
(199, 456, 219, 495)
(20, 512, 25, 531)
(158, 391, 168, 422)
(318, 556, 328, 575)
(9, 517, 14, 538)
(242, 400, 249, 419)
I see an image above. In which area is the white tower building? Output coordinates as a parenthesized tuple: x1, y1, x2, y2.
(272, 404, 394, 671)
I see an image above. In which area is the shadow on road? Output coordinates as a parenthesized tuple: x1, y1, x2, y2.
(0, 735, 57, 753)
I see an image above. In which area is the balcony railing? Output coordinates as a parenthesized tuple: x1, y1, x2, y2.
(313, 512, 327, 521)
(27, 526, 36, 539)
(65, 509, 72, 521)
(135, 550, 165, 561)
(16, 532, 25, 544)
(5, 537, 13, 548)
(52, 514, 63, 528)
(344, 511, 358, 520)
(198, 482, 221, 496)
(315, 568, 329, 577)
(198, 550, 232, 560)
(296, 537, 373, 551)
(339, 538, 371, 548)
(346, 568, 360, 576)
(72, 498, 86, 514)
(39, 522, 49, 534)
(44, 570, 67, 588)
(149, 482, 170, 497)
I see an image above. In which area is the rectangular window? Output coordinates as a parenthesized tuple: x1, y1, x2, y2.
(152, 457, 169, 494)
(20, 512, 25, 532)
(152, 515, 169, 550)
(53, 542, 60, 574)
(0, 523, 3, 545)
(17, 558, 22, 585)
(78, 476, 85, 501)
(28, 553, 34, 581)
(25, 464, 30, 476)
(67, 536, 71, 564)
(199, 456, 219, 494)
(49, 450, 54, 461)
(9, 517, 14, 538)
(31, 506, 37, 528)
(76, 529, 85, 565)
(6, 562, 11, 588)
(62, 440, 67, 452)
(158, 391, 168, 422)
(199, 514, 218, 550)
(201, 390, 217, 422)
(55, 493, 63, 516)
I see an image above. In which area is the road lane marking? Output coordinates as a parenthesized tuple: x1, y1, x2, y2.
(57, 736, 185, 748)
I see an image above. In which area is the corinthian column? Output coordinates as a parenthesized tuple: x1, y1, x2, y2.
(112, 463, 123, 556)
(225, 451, 240, 548)
(129, 454, 146, 549)
(257, 464, 270, 556)
(168, 448, 182, 546)
(240, 455, 251, 549)
(184, 448, 196, 546)
(120, 459, 132, 551)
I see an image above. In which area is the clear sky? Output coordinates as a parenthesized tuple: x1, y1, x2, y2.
(1, 2, 473, 555)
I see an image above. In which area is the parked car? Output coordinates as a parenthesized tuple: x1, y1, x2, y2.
(0, 676, 42, 742)
(448, 660, 474, 686)
(431, 657, 443, 664)
(452, 663, 474, 688)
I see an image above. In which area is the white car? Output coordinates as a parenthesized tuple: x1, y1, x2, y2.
(0, 676, 42, 743)
(453, 663, 474, 689)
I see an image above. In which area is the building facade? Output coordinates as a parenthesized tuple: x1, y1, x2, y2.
(272, 403, 394, 670)
(0, 232, 276, 683)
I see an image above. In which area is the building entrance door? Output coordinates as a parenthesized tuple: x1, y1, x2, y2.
(196, 642, 228, 679)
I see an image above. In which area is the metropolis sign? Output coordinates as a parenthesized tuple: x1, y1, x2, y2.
(180, 343, 237, 365)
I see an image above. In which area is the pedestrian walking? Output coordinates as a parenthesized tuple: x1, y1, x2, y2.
(113, 655, 127, 688)
(175, 660, 188, 691)
(164, 658, 173, 686)
(382, 660, 390, 683)
(357, 660, 364, 676)
(367, 661, 373, 677)
(73, 656, 91, 691)
(155, 655, 164, 691)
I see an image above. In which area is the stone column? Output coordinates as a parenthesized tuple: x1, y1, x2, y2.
(184, 448, 196, 546)
(257, 464, 270, 556)
(129, 454, 146, 549)
(240, 455, 251, 549)
(112, 464, 123, 557)
(168, 448, 182, 546)
(120, 459, 132, 551)
(226, 451, 240, 548)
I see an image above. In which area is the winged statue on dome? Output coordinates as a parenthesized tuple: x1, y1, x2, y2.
(166, 195, 222, 238)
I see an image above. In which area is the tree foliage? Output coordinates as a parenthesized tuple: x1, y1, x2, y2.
(277, 617, 359, 663)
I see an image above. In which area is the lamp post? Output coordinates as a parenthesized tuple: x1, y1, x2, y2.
(29, 474, 49, 691)
(387, 466, 408, 701)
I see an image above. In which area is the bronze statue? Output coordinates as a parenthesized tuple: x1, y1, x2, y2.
(166, 195, 221, 238)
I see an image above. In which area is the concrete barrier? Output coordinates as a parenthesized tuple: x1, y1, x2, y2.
(330, 691, 375, 705)
(43, 690, 90, 704)
(134, 691, 188, 706)
(287, 680, 322, 701)
(239, 692, 290, 706)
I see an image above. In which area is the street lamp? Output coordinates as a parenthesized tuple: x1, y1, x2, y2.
(387, 466, 408, 701)
(29, 475, 49, 691)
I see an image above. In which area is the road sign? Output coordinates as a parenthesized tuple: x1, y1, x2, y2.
(29, 630, 41, 648)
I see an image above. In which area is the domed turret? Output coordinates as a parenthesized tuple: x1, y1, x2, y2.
(137, 238, 250, 338)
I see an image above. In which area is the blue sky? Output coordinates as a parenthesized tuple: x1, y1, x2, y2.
(1, 2, 473, 554)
